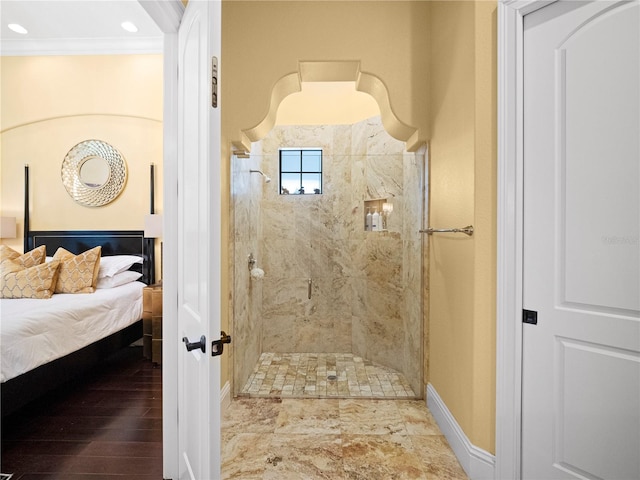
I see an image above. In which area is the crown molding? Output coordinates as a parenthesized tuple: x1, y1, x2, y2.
(0, 36, 163, 56)
(139, 0, 184, 34)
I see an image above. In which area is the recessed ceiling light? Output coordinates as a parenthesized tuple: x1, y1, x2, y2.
(121, 21, 138, 33)
(8, 23, 28, 35)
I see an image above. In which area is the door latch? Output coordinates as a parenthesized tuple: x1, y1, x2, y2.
(211, 56, 218, 108)
(523, 309, 538, 325)
(211, 331, 231, 357)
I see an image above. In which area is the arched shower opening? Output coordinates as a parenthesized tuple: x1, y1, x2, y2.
(230, 62, 427, 399)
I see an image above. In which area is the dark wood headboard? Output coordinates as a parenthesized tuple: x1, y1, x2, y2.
(23, 164, 158, 285)
(27, 230, 152, 285)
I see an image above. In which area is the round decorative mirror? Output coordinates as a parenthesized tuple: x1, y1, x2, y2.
(79, 156, 110, 188)
(61, 140, 127, 207)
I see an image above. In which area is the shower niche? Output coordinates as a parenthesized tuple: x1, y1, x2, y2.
(231, 116, 425, 399)
(363, 198, 393, 232)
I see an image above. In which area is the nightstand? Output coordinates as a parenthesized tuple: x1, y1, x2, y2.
(142, 284, 162, 365)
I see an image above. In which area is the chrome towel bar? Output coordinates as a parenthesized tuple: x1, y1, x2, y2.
(420, 225, 474, 236)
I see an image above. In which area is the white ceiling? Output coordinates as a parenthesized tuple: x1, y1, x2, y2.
(0, 0, 164, 55)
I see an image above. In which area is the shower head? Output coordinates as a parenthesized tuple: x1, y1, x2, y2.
(250, 169, 271, 183)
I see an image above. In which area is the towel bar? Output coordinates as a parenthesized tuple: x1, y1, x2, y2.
(420, 225, 474, 236)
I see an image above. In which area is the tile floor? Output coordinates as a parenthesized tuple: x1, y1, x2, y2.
(221, 397, 469, 479)
(240, 352, 416, 399)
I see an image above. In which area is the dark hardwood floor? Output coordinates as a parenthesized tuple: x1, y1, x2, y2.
(0, 346, 163, 479)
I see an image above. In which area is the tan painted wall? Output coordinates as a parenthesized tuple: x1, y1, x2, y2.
(221, 0, 430, 151)
(428, 1, 497, 453)
(0, 55, 163, 264)
(276, 82, 380, 126)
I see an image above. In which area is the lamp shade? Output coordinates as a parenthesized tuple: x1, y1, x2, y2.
(144, 214, 163, 238)
(0, 217, 17, 239)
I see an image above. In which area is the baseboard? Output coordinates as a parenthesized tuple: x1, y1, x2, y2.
(220, 381, 231, 412)
(426, 383, 496, 480)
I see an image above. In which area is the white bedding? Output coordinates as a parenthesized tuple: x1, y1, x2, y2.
(0, 281, 144, 383)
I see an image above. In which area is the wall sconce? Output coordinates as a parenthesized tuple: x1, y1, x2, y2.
(382, 203, 393, 230)
(0, 217, 17, 239)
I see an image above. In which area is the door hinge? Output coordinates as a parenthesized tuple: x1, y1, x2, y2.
(523, 309, 538, 325)
(211, 56, 218, 108)
(211, 331, 231, 357)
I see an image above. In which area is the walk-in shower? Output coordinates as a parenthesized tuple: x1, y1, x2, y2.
(231, 116, 426, 399)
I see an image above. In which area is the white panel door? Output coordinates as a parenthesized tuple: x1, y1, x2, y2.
(177, 1, 222, 479)
(523, 1, 640, 479)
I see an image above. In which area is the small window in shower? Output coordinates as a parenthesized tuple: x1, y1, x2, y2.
(279, 148, 323, 195)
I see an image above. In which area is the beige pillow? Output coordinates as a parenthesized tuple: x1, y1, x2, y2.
(0, 258, 61, 299)
(53, 246, 102, 294)
(0, 245, 46, 268)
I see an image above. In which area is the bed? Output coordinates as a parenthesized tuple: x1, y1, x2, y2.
(1, 230, 154, 417)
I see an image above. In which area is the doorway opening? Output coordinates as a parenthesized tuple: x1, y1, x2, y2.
(230, 76, 427, 400)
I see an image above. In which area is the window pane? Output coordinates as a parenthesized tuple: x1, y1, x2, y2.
(302, 150, 322, 172)
(281, 151, 301, 172)
(301, 173, 322, 194)
(281, 173, 300, 194)
(279, 149, 322, 195)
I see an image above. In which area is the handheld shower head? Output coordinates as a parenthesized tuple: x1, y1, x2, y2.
(250, 169, 271, 183)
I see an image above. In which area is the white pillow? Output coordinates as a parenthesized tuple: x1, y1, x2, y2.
(98, 255, 143, 278)
(96, 270, 143, 289)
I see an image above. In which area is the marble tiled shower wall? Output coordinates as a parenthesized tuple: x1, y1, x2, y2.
(231, 142, 265, 395)
(248, 116, 425, 395)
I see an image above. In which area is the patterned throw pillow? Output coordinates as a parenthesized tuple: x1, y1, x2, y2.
(0, 259, 61, 299)
(0, 245, 46, 268)
(52, 246, 102, 294)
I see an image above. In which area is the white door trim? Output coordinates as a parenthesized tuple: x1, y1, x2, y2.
(137, 1, 183, 479)
(496, 1, 556, 478)
(160, 30, 180, 480)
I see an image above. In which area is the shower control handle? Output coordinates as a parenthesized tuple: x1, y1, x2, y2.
(183, 335, 206, 353)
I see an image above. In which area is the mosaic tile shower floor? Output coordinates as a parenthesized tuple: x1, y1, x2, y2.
(240, 352, 417, 399)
